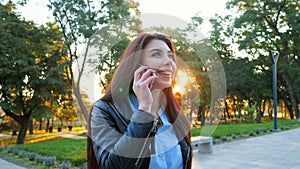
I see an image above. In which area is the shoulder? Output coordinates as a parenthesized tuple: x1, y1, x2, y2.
(92, 100, 114, 115)
(93, 99, 110, 109)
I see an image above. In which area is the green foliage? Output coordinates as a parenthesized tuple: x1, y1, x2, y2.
(224, 0, 300, 119)
(47, 0, 139, 121)
(0, 2, 70, 144)
(244, 104, 256, 123)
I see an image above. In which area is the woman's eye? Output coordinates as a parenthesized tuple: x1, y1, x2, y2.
(151, 52, 161, 57)
(168, 54, 174, 59)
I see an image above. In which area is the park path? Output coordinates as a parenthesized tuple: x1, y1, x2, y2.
(0, 158, 26, 169)
(0, 133, 11, 139)
(49, 130, 87, 139)
(192, 127, 300, 169)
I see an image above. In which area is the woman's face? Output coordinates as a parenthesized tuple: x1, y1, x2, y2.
(141, 39, 177, 90)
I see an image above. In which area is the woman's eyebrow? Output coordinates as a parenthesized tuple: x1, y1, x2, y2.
(149, 48, 162, 53)
(148, 48, 172, 53)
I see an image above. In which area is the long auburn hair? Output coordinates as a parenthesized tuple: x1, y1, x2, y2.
(87, 32, 192, 169)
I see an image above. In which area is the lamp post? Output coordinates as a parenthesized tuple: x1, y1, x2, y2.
(270, 51, 279, 130)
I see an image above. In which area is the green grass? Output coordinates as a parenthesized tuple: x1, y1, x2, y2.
(191, 118, 298, 138)
(16, 138, 86, 165)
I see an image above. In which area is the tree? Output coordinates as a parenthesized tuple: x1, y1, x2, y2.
(55, 103, 77, 127)
(226, 0, 300, 119)
(0, 2, 69, 144)
(48, 0, 139, 122)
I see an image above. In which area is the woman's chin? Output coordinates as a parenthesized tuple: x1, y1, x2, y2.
(152, 82, 172, 90)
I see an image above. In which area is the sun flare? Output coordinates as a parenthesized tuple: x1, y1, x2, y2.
(173, 70, 189, 94)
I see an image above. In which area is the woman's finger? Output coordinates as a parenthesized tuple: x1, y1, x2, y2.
(133, 65, 148, 84)
(139, 69, 156, 82)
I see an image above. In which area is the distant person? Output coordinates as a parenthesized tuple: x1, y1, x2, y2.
(87, 32, 192, 169)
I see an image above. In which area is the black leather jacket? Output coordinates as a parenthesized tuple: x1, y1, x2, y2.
(90, 100, 190, 169)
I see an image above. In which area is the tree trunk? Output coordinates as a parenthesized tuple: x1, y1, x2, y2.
(295, 99, 300, 119)
(2, 108, 32, 144)
(256, 104, 262, 123)
(198, 104, 206, 127)
(39, 121, 42, 130)
(222, 109, 227, 122)
(28, 119, 33, 135)
(17, 114, 30, 144)
(232, 97, 237, 118)
(284, 75, 298, 119)
(46, 119, 50, 132)
(268, 100, 273, 119)
(284, 96, 294, 119)
(224, 99, 230, 119)
(262, 100, 266, 115)
(51, 118, 54, 127)
(73, 85, 88, 122)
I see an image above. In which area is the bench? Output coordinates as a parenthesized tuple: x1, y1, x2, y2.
(191, 136, 213, 154)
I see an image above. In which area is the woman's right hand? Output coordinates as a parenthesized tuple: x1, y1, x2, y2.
(132, 65, 157, 113)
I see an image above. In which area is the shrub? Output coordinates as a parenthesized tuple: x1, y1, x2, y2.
(35, 155, 44, 164)
(262, 127, 267, 133)
(44, 156, 56, 166)
(7, 146, 18, 153)
(18, 150, 27, 158)
(0, 146, 3, 152)
(27, 152, 37, 161)
(61, 160, 71, 169)
(220, 136, 227, 141)
(248, 131, 255, 136)
(281, 126, 290, 131)
(13, 149, 19, 156)
(240, 133, 246, 139)
(231, 133, 238, 139)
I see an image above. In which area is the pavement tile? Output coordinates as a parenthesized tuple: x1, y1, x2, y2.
(192, 128, 300, 169)
(0, 158, 26, 169)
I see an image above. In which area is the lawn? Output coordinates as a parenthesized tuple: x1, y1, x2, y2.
(191, 118, 298, 138)
(15, 138, 86, 165)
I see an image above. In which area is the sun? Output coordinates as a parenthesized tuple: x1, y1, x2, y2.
(173, 70, 189, 94)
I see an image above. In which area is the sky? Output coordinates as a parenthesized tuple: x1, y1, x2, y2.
(15, 0, 230, 102)
(16, 0, 229, 35)
(138, 0, 228, 33)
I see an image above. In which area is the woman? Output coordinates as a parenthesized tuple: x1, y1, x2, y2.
(88, 32, 192, 169)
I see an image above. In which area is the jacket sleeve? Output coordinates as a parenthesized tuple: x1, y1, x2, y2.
(90, 100, 157, 169)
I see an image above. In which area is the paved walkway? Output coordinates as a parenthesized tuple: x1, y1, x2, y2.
(0, 133, 11, 139)
(192, 128, 300, 169)
(49, 131, 86, 139)
(0, 158, 26, 169)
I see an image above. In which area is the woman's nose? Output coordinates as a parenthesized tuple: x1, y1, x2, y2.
(162, 54, 172, 65)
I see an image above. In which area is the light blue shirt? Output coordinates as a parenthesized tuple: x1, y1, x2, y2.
(128, 94, 183, 169)
(149, 109, 183, 169)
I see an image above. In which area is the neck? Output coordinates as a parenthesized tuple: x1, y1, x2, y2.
(150, 89, 163, 116)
